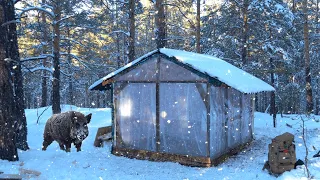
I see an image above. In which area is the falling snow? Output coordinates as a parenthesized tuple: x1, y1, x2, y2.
(0, 106, 320, 179)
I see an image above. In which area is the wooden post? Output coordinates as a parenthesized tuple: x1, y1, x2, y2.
(224, 88, 229, 150)
(270, 58, 276, 127)
(111, 84, 115, 148)
(156, 56, 160, 151)
(206, 83, 211, 157)
(239, 93, 243, 143)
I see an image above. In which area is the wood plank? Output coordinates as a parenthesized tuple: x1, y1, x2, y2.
(111, 84, 115, 148)
(115, 80, 209, 83)
(0, 174, 22, 180)
(224, 88, 229, 150)
(94, 126, 112, 147)
(206, 83, 211, 157)
(156, 56, 160, 151)
(211, 140, 252, 166)
(112, 147, 211, 167)
(239, 93, 243, 144)
(195, 83, 208, 109)
(102, 79, 114, 87)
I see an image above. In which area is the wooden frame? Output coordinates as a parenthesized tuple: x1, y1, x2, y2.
(112, 141, 252, 167)
(107, 53, 255, 167)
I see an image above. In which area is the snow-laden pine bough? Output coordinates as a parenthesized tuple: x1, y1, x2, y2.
(42, 111, 92, 152)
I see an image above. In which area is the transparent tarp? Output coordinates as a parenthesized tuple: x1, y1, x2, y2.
(115, 83, 156, 151)
(159, 83, 207, 157)
(209, 86, 227, 159)
(115, 57, 158, 81)
(160, 58, 207, 82)
(210, 86, 252, 159)
(241, 94, 253, 143)
(226, 88, 242, 148)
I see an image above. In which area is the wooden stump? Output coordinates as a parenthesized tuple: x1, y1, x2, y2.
(0, 174, 22, 180)
(94, 126, 112, 147)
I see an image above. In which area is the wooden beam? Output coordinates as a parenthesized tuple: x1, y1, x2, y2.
(94, 126, 112, 147)
(195, 83, 208, 109)
(206, 83, 211, 158)
(239, 93, 243, 143)
(0, 174, 22, 180)
(102, 79, 114, 86)
(111, 84, 115, 148)
(112, 147, 211, 167)
(224, 88, 229, 150)
(115, 80, 208, 83)
(156, 56, 160, 151)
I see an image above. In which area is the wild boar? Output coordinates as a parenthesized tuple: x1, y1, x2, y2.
(42, 111, 92, 152)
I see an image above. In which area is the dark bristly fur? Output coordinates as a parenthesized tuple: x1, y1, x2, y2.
(42, 111, 92, 152)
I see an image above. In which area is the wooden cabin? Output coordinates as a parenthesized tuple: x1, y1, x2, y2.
(90, 48, 275, 167)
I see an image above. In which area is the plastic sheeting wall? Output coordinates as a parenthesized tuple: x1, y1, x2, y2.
(115, 83, 157, 151)
(159, 83, 207, 157)
(160, 58, 207, 82)
(242, 94, 254, 143)
(210, 86, 253, 159)
(209, 86, 226, 159)
(115, 57, 158, 81)
(226, 88, 242, 149)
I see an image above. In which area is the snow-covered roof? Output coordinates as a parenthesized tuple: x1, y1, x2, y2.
(90, 48, 275, 93)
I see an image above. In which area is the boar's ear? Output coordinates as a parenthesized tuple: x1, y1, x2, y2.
(85, 113, 92, 123)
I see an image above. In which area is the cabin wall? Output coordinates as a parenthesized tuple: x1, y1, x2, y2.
(114, 56, 158, 81)
(114, 83, 157, 151)
(210, 86, 253, 159)
(159, 58, 207, 82)
(112, 54, 255, 161)
(159, 83, 207, 157)
(209, 86, 226, 159)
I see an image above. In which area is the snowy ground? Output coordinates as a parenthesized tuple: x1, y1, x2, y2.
(1, 105, 320, 180)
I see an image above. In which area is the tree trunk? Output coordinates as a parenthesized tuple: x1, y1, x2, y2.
(155, 0, 165, 49)
(67, 28, 74, 105)
(52, 3, 61, 114)
(303, 0, 313, 114)
(41, 0, 48, 107)
(196, 0, 201, 53)
(0, 5, 19, 161)
(241, 0, 249, 65)
(316, 0, 320, 115)
(4, 0, 29, 150)
(270, 58, 276, 127)
(128, 0, 135, 62)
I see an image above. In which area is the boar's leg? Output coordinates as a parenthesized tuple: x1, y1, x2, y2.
(57, 141, 65, 151)
(65, 142, 72, 152)
(74, 142, 82, 152)
(42, 136, 53, 151)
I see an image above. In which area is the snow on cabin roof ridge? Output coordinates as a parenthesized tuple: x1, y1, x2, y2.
(90, 48, 275, 93)
(160, 48, 275, 93)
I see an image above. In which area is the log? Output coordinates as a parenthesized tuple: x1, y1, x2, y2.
(0, 174, 22, 180)
(94, 126, 112, 147)
(19, 168, 41, 176)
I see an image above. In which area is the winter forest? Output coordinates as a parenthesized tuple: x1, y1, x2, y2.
(0, 0, 320, 179)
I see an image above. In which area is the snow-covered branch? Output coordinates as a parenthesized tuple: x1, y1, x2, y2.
(60, 37, 85, 47)
(110, 30, 130, 37)
(21, 54, 53, 62)
(18, 6, 54, 19)
(55, 15, 76, 25)
(60, 53, 90, 70)
(28, 66, 53, 74)
(1, 19, 21, 27)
